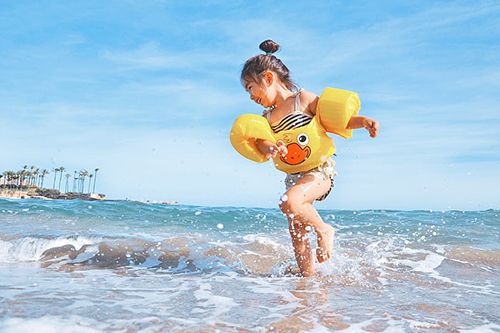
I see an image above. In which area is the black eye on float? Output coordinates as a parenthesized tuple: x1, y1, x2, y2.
(297, 133, 309, 146)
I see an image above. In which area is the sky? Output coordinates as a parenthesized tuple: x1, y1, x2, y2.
(1, 0, 499, 210)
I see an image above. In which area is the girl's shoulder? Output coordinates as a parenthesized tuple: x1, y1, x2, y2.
(299, 89, 320, 116)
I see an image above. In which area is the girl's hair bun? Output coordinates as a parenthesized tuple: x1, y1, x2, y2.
(259, 40, 280, 54)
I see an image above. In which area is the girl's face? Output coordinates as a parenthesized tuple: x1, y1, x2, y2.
(244, 71, 277, 108)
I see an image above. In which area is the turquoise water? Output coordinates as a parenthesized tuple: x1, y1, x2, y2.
(0, 199, 499, 332)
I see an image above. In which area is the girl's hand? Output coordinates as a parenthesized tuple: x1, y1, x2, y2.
(347, 115, 380, 138)
(256, 139, 288, 160)
(363, 118, 380, 138)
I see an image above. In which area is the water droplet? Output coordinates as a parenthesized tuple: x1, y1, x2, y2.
(195, 211, 201, 216)
(217, 223, 224, 230)
(281, 194, 288, 202)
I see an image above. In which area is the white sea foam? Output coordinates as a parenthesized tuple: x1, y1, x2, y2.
(241, 234, 285, 250)
(407, 319, 442, 330)
(0, 316, 101, 333)
(326, 318, 405, 333)
(396, 251, 445, 273)
(459, 323, 500, 333)
(192, 282, 238, 319)
(0, 236, 99, 263)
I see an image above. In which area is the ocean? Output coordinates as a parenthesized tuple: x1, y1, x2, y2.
(0, 198, 498, 332)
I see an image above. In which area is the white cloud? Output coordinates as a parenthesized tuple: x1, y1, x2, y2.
(102, 43, 191, 70)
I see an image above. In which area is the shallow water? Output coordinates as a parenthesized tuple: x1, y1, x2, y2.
(0, 199, 499, 332)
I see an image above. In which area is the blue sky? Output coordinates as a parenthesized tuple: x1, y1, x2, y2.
(1, 0, 499, 210)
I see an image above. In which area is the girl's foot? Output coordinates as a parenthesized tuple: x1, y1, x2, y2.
(316, 225, 335, 263)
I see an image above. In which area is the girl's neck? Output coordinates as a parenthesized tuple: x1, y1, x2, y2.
(272, 85, 294, 109)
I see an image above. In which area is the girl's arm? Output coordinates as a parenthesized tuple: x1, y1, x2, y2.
(347, 115, 379, 138)
(302, 89, 379, 137)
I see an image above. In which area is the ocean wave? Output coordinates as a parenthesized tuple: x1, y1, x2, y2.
(1, 232, 498, 290)
(0, 234, 298, 277)
(0, 236, 99, 263)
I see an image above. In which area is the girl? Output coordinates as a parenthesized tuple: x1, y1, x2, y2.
(240, 40, 379, 277)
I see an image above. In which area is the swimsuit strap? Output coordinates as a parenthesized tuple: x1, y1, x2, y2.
(263, 88, 304, 122)
(294, 88, 303, 113)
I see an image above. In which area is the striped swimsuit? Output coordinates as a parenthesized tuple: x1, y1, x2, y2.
(264, 89, 313, 134)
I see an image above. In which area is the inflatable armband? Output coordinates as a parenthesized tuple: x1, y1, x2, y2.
(316, 87, 360, 139)
(230, 114, 276, 163)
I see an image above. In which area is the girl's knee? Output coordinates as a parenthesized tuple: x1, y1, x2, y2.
(279, 193, 303, 215)
(278, 199, 290, 214)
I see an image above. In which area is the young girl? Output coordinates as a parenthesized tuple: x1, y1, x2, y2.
(240, 40, 379, 277)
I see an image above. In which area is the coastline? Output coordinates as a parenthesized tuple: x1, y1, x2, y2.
(0, 189, 179, 204)
(0, 188, 106, 201)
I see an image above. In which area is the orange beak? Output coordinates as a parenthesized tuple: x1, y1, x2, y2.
(279, 143, 311, 165)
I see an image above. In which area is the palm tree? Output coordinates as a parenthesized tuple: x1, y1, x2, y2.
(87, 174, 93, 194)
(65, 174, 71, 193)
(10, 171, 16, 189)
(58, 167, 65, 191)
(79, 170, 89, 193)
(52, 168, 59, 189)
(40, 170, 49, 189)
(29, 166, 35, 186)
(5, 171, 15, 188)
(2, 171, 10, 186)
(14, 172, 21, 188)
(72, 171, 77, 192)
(78, 171, 83, 193)
(77, 171, 82, 192)
(34, 168, 40, 187)
(3, 172, 9, 188)
(93, 168, 99, 193)
(17, 170, 25, 189)
(16, 170, 21, 188)
(25, 170, 32, 188)
(20, 166, 28, 189)
(57, 167, 66, 191)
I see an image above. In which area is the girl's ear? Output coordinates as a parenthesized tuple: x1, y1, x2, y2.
(262, 70, 274, 86)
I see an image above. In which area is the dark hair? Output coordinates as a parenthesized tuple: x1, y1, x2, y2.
(241, 39, 297, 91)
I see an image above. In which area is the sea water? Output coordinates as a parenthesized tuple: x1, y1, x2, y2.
(0, 198, 499, 332)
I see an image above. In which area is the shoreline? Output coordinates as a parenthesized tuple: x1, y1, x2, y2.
(0, 188, 106, 201)
(0, 190, 179, 205)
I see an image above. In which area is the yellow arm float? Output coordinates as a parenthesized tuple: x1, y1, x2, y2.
(229, 114, 276, 163)
(316, 87, 360, 139)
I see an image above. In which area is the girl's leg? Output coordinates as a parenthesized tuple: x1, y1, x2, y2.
(280, 174, 335, 276)
(288, 219, 314, 277)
